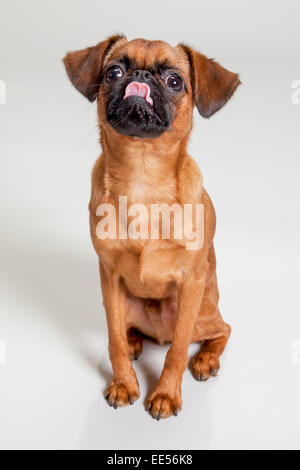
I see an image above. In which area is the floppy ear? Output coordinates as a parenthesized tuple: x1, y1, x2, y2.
(63, 35, 126, 102)
(180, 44, 241, 118)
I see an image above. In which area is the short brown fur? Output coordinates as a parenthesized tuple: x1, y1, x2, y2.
(63, 36, 240, 419)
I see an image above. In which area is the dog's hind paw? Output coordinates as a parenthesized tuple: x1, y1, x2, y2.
(191, 351, 220, 382)
(127, 327, 143, 361)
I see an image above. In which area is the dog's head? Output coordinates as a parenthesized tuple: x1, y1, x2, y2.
(63, 36, 240, 140)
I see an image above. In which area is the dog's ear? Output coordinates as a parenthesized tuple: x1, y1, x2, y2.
(63, 35, 127, 102)
(180, 44, 241, 118)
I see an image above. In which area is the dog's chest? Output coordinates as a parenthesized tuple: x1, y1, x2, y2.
(114, 240, 186, 299)
(93, 158, 191, 295)
(126, 163, 177, 204)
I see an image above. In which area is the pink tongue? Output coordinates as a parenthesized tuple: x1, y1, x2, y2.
(124, 81, 153, 106)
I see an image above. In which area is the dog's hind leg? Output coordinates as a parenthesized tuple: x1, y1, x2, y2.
(190, 245, 231, 381)
(127, 327, 143, 361)
(190, 321, 231, 381)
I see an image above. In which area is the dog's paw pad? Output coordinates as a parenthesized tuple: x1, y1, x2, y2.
(105, 380, 139, 409)
(145, 393, 181, 420)
(191, 352, 220, 382)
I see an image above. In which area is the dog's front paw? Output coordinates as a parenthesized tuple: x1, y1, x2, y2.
(191, 351, 220, 382)
(145, 392, 181, 420)
(105, 379, 139, 409)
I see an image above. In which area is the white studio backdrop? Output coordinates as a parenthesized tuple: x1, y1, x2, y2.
(0, 0, 300, 450)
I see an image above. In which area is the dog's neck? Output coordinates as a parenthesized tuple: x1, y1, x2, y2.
(100, 128, 189, 204)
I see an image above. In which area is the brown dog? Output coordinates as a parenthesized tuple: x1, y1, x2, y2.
(63, 35, 240, 420)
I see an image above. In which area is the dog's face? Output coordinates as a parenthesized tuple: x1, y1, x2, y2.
(102, 39, 183, 138)
(64, 36, 240, 141)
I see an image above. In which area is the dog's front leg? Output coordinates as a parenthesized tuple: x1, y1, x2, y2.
(146, 275, 206, 420)
(100, 263, 140, 408)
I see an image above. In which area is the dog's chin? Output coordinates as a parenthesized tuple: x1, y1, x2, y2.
(106, 96, 171, 139)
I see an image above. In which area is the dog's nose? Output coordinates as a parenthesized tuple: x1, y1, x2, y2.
(133, 70, 151, 82)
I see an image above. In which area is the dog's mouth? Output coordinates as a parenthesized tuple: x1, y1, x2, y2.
(106, 78, 172, 139)
(123, 82, 153, 107)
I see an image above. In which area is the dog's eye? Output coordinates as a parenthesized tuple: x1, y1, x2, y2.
(106, 66, 124, 82)
(166, 74, 183, 92)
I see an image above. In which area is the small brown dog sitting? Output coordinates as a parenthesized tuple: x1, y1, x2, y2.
(63, 36, 240, 420)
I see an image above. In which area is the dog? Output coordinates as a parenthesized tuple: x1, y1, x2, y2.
(63, 35, 240, 420)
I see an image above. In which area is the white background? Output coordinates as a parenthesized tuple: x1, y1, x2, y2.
(0, 0, 300, 450)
